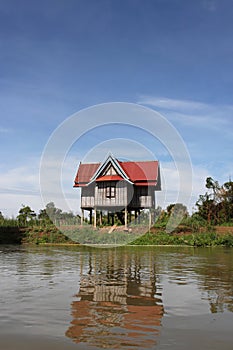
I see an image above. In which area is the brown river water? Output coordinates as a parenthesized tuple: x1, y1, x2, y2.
(0, 245, 233, 349)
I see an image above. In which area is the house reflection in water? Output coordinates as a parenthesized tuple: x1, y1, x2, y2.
(66, 250, 164, 348)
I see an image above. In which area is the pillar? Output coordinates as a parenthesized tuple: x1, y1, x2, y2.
(94, 208, 97, 228)
(90, 209, 92, 225)
(81, 209, 84, 226)
(99, 211, 102, 226)
(125, 207, 128, 229)
(149, 209, 152, 231)
(111, 213, 114, 226)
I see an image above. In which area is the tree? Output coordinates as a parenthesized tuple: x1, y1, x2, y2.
(206, 177, 220, 196)
(38, 208, 53, 225)
(0, 211, 4, 224)
(196, 177, 233, 225)
(166, 203, 188, 218)
(219, 180, 233, 223)
(17, 205, 36, 226)
(166, 203, 188, 232)
(45, 202, 62, 223)
(38, 202, 80, 226)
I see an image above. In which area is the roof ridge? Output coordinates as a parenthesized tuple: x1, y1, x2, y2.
(80, 161, 101, 165)
(119, 160, 158, 163)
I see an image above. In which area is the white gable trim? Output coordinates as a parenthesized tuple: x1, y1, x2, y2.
(88, 154, 133, 185)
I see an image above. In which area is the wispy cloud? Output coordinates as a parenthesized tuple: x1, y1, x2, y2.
(0, 158, 42, 216)
(157, 161, 212, 213)
(138, 95, 233, 134)
(138, 96, 208, 113)
(0, 155, 81, 216)
(138, 95, 233, 187)
(0, 163, 39, 191)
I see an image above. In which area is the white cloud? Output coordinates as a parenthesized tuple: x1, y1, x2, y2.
(0, 158, 42, 216)
(157, 161, 211, 213)
(0, 162, 39, 193)
(0, 155, 81, 217)
(137, 97, 232, 213)
(138, 95, 233, 136)
(0, 193, 44, 218)
(138, 96, 208, 113)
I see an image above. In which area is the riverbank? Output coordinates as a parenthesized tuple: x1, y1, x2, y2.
(131, 231, 233, 247)
(1, 225, 233, 247)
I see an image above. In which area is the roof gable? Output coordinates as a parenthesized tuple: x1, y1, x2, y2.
(89, 154, 132, 184)
(73, 155, 160, 188)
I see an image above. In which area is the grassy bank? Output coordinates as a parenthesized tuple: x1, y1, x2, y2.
(0, 225, 73, 245)
(1, 225, 233, 247)
(131, 231, 233, 247)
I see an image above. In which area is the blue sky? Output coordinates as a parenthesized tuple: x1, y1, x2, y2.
(0, 0, 233, 216)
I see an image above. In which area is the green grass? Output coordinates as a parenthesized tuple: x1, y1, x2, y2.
(62, 227, 138, 245)
(131, 231, 233, 247)
(1, 223, 233, 247)
(25, 228, 233, 247)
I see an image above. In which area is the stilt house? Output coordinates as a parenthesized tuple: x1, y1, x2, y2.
(73, 154, 161, 227)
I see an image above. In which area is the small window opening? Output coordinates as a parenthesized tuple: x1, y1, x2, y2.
(106, 183, 116, 198)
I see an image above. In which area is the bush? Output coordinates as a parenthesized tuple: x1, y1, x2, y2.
(216, 234, 233, 247)
(131, 231, 233, 247)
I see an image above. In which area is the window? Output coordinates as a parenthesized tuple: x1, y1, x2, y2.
(106, 182, 116, 198)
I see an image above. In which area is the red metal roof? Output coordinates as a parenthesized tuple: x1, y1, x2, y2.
(96, 175, 123, 182)
(74, 159, 160, 187)
(119, 161, 159, 183)
(134, 181, 157, 186)
(73, 163, 100, 187)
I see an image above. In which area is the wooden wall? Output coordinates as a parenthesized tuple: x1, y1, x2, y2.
(95, 181, 127, 208)
(81, 181, 155, 209)
(129, 186, 155, 209)
(81, 184, 95, 208)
